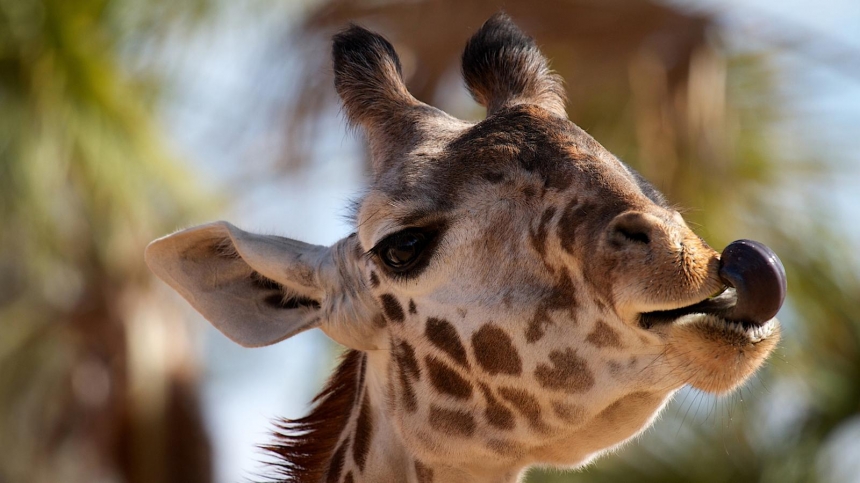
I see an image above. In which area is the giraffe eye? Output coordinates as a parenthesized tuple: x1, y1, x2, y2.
(371, 222, 447, 279)
(379, 230, 427, 270)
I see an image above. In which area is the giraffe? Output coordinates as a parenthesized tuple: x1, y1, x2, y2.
(145, 13, 787, 483)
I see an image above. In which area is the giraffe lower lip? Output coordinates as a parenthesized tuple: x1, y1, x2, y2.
(639, 288, 742, 329)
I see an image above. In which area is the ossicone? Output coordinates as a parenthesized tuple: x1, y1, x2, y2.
(332, 24, 414, 128)
(462, 12, 567, 118)
(332, 24, 453, 173)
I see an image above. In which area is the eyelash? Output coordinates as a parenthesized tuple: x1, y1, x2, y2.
(367, 224, 445, 280)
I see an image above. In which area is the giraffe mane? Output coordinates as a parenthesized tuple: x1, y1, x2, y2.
(262, 349, 365, 483)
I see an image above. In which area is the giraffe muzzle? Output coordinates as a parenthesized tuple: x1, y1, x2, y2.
(640, 239, 786, 328)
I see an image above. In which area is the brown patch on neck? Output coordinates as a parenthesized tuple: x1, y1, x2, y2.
(534, 348, 595, 394)
(425, 356, 473, 400)
(525, 306, 553, 344)
(380, 293, 405, 323)
(472, 324, 522, 376)
(479, 383, 515, 430)
(525, 268, 579, 343)
(325, 438, 349, 483)
(425, 317, 469, 368)
(394, 340, 421, 379)
(585, 319, 623, 349)
(497, 386, 549, 433)
(428, 405, 477, 437)
(264, 350, 365, 483)
(352, 391, 374, 472)
(393, 339, 421, 412)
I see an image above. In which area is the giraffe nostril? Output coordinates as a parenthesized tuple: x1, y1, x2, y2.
(609, 212, 655, 247)
(616, 225, 650, 245)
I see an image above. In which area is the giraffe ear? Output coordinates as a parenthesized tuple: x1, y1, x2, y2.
(145, 222, 331, 348)
(462, 13, 567, 118)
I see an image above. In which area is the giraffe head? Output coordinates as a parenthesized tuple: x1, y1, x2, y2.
(146, 13, 785, 480)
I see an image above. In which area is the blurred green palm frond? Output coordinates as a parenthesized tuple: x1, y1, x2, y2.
(0, 0, 205, 296)
(0, 1, 212, 482)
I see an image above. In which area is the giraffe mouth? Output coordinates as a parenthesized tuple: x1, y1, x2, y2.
(639, 288, 739, 327)
(638, 288, 777, 343)
(640, 239, 787, 334)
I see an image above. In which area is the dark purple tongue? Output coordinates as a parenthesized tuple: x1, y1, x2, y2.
(718, 239, 787, 325)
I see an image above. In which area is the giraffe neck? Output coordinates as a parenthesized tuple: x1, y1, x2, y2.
(359, 351, 523, 483)
(323, 350, 411, 483)
(279, 350, 522, 483)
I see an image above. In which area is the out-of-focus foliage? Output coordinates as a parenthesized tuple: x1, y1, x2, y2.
(0, 0, 212, 482)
